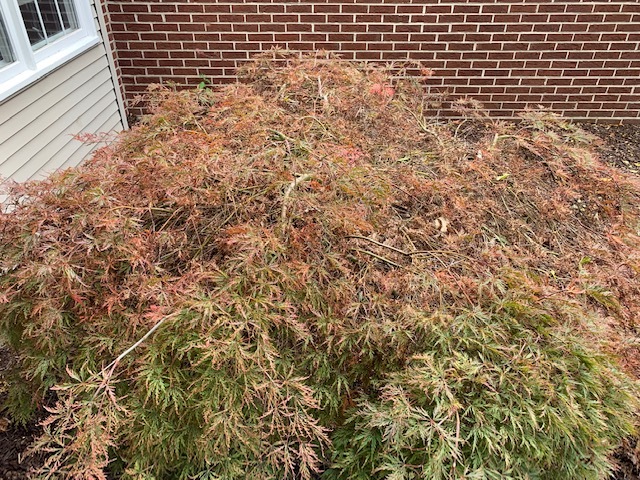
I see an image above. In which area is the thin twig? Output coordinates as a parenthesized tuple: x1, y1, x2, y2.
(346, 235, 475, 263)
(351, 248, 404, 269)
(101, 314, 173, 379)
(453, 119, 468, 139)
(281, 173, 312, 224)
(408, 250, 476, 263)
(345, 235, 409, 256)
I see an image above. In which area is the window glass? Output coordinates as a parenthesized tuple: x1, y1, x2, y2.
(59, 0, 75, 29)
(0, 11, 14, 67)
(18, 0, 77, 50)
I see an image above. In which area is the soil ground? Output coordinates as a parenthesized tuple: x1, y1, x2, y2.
(0, 346, 45, 479)
(583, 123, 640, 177)
(0, 122, 639, 479)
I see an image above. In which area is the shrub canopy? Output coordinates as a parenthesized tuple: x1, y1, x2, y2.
(0, 52, 639, 479)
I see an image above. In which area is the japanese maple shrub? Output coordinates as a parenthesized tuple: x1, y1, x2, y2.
(0, 52, 638, 479)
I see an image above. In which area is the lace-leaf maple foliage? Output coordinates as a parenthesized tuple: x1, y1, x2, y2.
(0, 52, 639, 479)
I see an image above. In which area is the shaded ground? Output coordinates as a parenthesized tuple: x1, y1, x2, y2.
(0, 346, 44, 479)
(583, 123, 640, 176)
(0, 419, 42, 480)
(0, 121, 639, 479)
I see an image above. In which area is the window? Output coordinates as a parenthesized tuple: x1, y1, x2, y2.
(19, 0, 78, 49)
(0, 0, 98, 100)
(0, 12, 14, 68)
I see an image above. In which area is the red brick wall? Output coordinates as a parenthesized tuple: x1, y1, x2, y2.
(104, 1, 640, 122)
(99, 0, 128, 118)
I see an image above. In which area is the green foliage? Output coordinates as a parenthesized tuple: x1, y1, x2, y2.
(327, 299, 636, 480)
(0, 51, 639, 479)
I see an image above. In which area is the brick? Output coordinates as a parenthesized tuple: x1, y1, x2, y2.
(522, 14, 550, 23)
(577, 14, 605, 23)
(494, 14, 521, 23)
(568, 4, 596, 14)
(178, 24, 209, 35)
(452, 24, 479, 33)
(434, 51, 461, 60)
(447, 60, 473, 69)
(422, 24, 450, 33)
(341, 4, 368, 14)
(519, 34, 546, 43)
(178, 4, 204, 14)
(478, 24, 505, 33)
(396, 5, 424, 14)
(327, 14, 353, 23)
(271, 15, 299, 23)
(382, 52, 409, 60)
(604, 14, 633, 23)
(369, 5, 396, 14)
(220, 33, 248, 42)
(396, 24, 422, 33)
(595, 4, 625, 14)
(438, 33, 465, 43)
(356, 15, 382, 23)
(462, 51, 489, 60)
(588, 24, 617, 33)
(481, 4, 509, 14)
(313, 5, 340, 14)
(355, 51, 382, 60)
(533, 24, 561, 33)
(141, 50, 168, 59)
(287, 42, 315, 51)
(610, 42, 640, 50)
(409, 51, 434, 61)
(305, 33, 328, 42)
(110, 13, 136, 23)
(615, 24, 640, 33)
(285, 5, 313, 14)
(286, 24, 313, 33)
(118, 4, 148, 13)
(437, 14, 466, 23)
(514, 52, 543, 60)
(259, 24, 287, 33)
(522, 60, 549, 69)
(453, 5, 481, 14)
(382, 14, 411, 23)
(203, 5, 229, 14)
(127, 23, 153, 32)
(274, 33, 299, 42)
(538, 4, 567, 14)
(600, 33, 629, 42)
(232, 24, 258, 33)
(425, 5, 452, 14)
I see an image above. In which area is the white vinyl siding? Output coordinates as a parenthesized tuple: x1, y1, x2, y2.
(0, 0, 124, 183)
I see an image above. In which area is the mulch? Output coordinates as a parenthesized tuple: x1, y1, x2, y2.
(0, 346, 45, 479)
(1, 120, 638, 480)
(583, 123, 640, 176)
(0, 419, 43, 480)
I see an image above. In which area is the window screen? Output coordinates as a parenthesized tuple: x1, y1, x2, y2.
(0, 12, 13, 67)
(18, 0, 77, 50)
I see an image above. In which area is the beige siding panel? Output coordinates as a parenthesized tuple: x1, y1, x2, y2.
(1, 78, 113, 171)
(91, 0, 100, 21)
(0, 57, 110, 146)
(26, 108, 121, 181)
(56, 113, 121, 172)
(0, 0, 125, 185)
(3, 87, 118, 182)
(0, 46, 105, 121)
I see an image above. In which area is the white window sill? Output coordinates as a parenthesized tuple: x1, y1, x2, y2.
(0, 34, 99, 104)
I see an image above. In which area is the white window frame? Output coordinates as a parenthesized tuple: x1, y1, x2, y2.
(0, 0, 98, 101)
